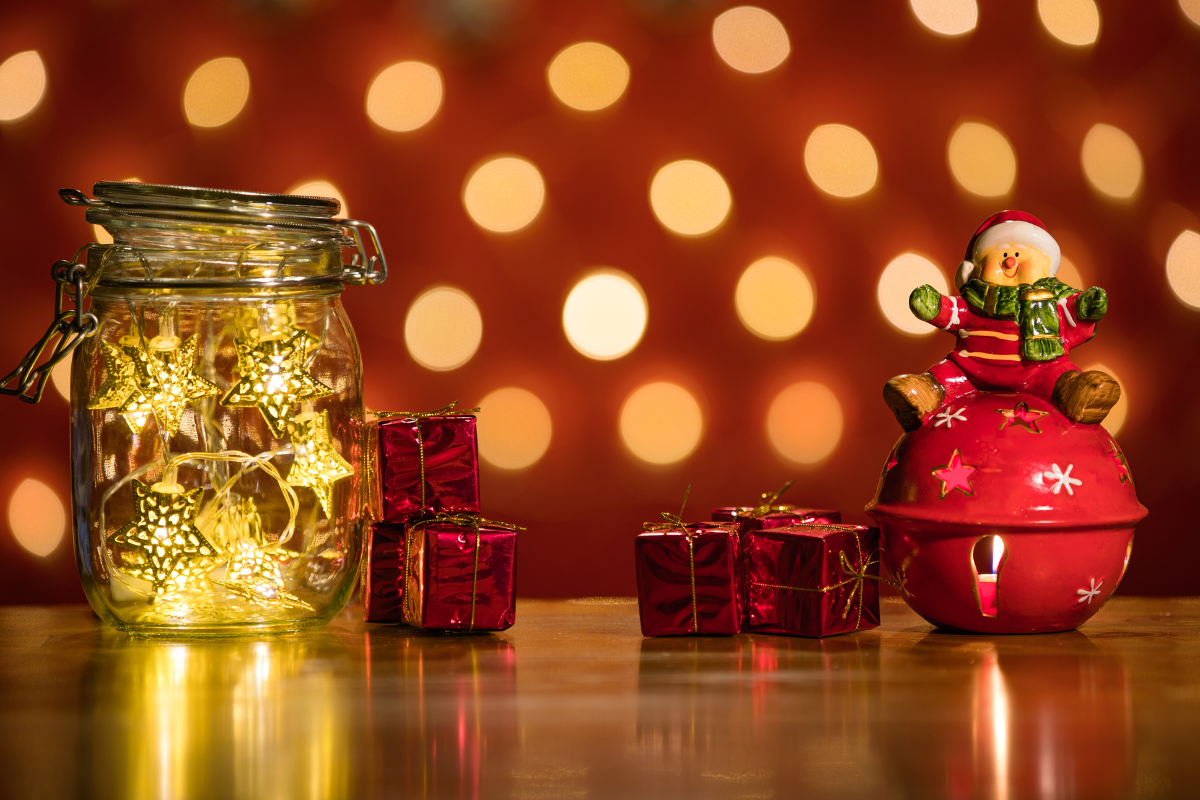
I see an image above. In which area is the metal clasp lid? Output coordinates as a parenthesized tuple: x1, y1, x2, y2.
(0, 250, 100, 403)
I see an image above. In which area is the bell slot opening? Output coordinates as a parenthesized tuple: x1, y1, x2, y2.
(972, 534, 1007, 618)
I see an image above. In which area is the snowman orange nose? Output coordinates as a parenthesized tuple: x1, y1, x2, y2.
(1003, 256, 1017, 270)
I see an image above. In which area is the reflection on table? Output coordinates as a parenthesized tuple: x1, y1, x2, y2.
(0, 598, 1194, 799)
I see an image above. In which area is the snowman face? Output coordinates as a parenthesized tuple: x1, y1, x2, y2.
(976, 243, 1054, 286)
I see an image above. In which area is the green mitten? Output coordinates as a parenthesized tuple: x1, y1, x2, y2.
(1077, 286, 1107, 321)
(909, 284, 942, 322)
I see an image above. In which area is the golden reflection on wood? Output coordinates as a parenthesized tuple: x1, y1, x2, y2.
(0, 598, 1192, 798)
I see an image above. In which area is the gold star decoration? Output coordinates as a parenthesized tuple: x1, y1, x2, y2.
(108, 479, 219, 597)
(214, 541, 314, 611)
(221, 330, 333, 438)
(88, 333, 222, 436)
(286, 410, 353, 517)
(87, 339, 154, 431)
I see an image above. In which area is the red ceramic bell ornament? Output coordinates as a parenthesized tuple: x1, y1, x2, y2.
(869, 211, 1147, 633)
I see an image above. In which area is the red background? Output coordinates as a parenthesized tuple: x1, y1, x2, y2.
(0, 0, 1197, 603)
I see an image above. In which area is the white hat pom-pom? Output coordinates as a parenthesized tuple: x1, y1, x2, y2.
(955, 260, 977, 289)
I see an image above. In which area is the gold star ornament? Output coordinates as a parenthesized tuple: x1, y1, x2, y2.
(221, 330, 333, 438)
(88, 333, 222, 436)
(286, 410, 353, 517)
(108, 479, 219, 596)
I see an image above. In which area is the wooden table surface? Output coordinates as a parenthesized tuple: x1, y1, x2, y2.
(2, 597, 1199, 799)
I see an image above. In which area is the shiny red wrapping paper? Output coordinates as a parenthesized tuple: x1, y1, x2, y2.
(363, 522, 406, 623)
(377, 415, 480, 522)
(635, 523, 742, 636)
(403, 521, 517, 631)
(711, 508, 842, 628)
(744, 524, 881, 637)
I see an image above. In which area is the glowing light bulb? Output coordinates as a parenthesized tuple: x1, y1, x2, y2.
(547, 43, 629, 111)
(712, 6, 791, 74)
(0, 50, 47, 123)
(804, 124, 878, 198)
(562, 270, 647, 360)
(877, 253, 949, 336)
(366, 61, 443, 132)
(183, 57, 250, 128)
(649, 160, 732, 237)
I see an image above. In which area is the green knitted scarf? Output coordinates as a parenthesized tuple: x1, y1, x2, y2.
(960, 277, 1077, 362)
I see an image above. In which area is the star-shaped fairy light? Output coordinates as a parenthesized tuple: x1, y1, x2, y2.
(932, 449, 977, 499)
(108, 479, 219, 596)
(199, 494, 313, 611)
(88, 333, 221, 436)
(221, 330, 333, 438)
(286, 410, 353, 517)
(214, 541, 313, 611)
(996, 401, 1048, 434)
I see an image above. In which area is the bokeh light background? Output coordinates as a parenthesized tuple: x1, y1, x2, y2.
(1, 0, 1198, 603)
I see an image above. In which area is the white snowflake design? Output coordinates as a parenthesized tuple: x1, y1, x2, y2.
(1043, 463, 1083, 496)
(1076, 578, 1103, 605)
(933, 407, 968, 429)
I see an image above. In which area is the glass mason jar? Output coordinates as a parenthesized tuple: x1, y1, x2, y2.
(14, 182, 386, 635)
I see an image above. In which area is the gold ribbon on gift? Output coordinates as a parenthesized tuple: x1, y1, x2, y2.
(643, 485, 721, 635)
(403, 511, 524, 632)
(729, 479, 798, 520)
(372, 401, 480, 509)
(751, 524, 898, 632)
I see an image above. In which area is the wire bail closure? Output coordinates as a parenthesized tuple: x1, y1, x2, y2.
(0, 255, 100, 403)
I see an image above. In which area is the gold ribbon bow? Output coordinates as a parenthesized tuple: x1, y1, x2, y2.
(372, 401, 480, 509)
(731, 479, 798, 520)
(404, 511, 524, 631)
(751, 525, 893, 632)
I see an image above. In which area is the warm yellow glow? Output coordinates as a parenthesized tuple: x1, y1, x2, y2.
(804, 124, 878, 198)
(366, 61, 443, 132)
(1081, 124, 1142, 199)
(547, 42, 630, 112)
(562, 270, 647, 360)
(878, 253, 950, 336)
(620, 382, 703, 465)
(909, 0, 978, 36)
(477, 387, 552, 469)
(463, 156, 545, 233)
(1166, 230, 1200, 310)
(50, 357, 71, 401)
(735, 256, 815, 341)
(649, 160, 732, 237)
(712, 6, 791, 74)
(183, 57, 251, 128)
(1183, 0, 1200, 26)
(287, 179, 349, 218)
(93, 224, 113, 245)
(947, 122, 1016, 197)
(992, 535, 1006, 573)
(766, 382, 843, 465)
(1057, 256, 1083, 290)
(404, 286, 482, 371)
(1084, 362, 1127, 435)
(8, 478, 66, 557)
(1037, 0, 1101, 46)
(0, 51, 47, 123)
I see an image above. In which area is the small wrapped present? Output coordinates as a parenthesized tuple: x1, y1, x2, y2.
(711, 480, 840, 529)
(636, 493, 742, 636)
(744, 523, 882, 637)
(376, 402, 480, 523)
(363, 522, 406, 622)
(402, 514, 520, 631)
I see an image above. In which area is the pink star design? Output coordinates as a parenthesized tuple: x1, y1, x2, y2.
(932, 449, 976, 499)
(1109, 446, 1132, 484)
(996, 401, 1048, 433)
(882, 444, 901, 476)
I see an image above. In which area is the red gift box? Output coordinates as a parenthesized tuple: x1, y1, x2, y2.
(376, 407, 480, 523)
(402, 515, 519, 631)
(635, 522, 743, 636)
(744, 523, 882, 637)
(363, 522, 406, 622)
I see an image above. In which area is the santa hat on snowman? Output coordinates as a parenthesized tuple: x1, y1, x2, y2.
(955, 210, 1061, 289)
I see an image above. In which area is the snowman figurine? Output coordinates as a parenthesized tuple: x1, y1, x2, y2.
(884, 211, 1118, 431)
